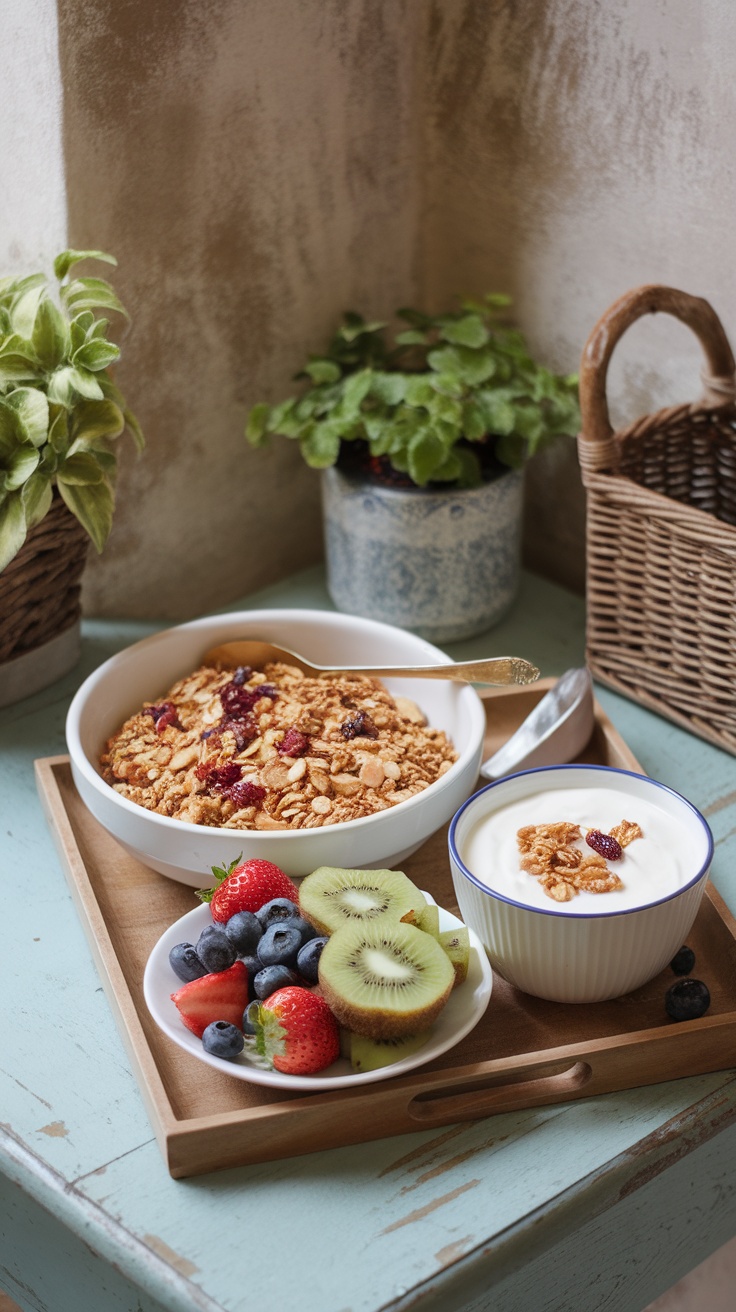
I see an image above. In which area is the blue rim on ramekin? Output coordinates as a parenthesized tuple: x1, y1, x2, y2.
(448, 763, 714, 920)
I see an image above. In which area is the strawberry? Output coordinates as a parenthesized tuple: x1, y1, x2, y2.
(171, 959, 249, 1038)
(196, 855, 298, 923)
(248, 986, 340, 1075)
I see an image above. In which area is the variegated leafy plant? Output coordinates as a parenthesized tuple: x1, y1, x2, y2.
(246, 294, 579, 488)
(0, 249, 143, 572)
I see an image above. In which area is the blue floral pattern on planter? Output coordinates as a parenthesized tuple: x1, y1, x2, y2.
(321, 467, 524, 642)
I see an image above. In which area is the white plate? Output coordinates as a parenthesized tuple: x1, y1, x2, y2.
(143, 898, 493, 1092)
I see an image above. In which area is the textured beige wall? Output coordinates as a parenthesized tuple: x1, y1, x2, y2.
(49, 0, 736, 613)
(58, 0, 424, 618)
(422, 0, 736, 592)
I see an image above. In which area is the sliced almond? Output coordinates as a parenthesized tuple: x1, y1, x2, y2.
(287, 757, 307, 782)
(359, 759, 385, 789)
(394, 695, 427, 725)
(169, 744, 199, 772)
(311, 795, 332, 815)
(331, 773, 361, 797)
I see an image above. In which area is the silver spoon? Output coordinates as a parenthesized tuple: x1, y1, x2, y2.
(480, 667, 595, 778)
(202, 639, 540, 687)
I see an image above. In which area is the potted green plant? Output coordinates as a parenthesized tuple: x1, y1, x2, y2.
(246, 294, 579, 641)
(0, 249, 143, 702)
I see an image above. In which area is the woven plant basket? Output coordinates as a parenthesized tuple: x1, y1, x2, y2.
(578, 284, 736, 755)
(0, 493, 89, 665)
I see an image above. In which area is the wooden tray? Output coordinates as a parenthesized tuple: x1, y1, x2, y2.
(35, 681, 736, 1178)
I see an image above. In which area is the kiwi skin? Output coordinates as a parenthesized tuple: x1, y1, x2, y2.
(349, 1030, 431, 1073)
(401, 902, 440, 938)
(318, 919, 455, 1041)
(439, 926, 470, 986)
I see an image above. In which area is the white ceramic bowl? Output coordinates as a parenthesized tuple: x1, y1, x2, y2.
(448, 764, 713, 1003)
(66, 608, 486, 886)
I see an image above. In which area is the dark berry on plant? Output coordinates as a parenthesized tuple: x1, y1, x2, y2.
(168, 942, 208, 983)
(586, 830, 623, 861)
(670, 946, 696, 976)
(340, 710, 379, 740)
(220, 683, 261, 717)
(257, 923, 303, 969)
(144, 701, 182, 732)
(277, 728, 309, 758)
(665, 978, 711, 1022)
(256, 897, 300, 930)
(202, 1020, 245, 1060)
(253, 965, 300, 999)
(227, 779, 266, 809)
(296, 936, 328, 984)
(224, 910, 263, 955)
(196, 923, 237, 973)
(195, 761, 243, 793)
(220, 716, 258, 751)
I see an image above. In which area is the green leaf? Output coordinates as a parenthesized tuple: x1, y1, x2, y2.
(11, 285, 46, 338)
(427, 343, 496, 387)
(48, 409, 69, 454)
(439, 314, 489, 348)
(479, 393, 515, 435)
(429, 372, 465, 400)
(0, 273, 45, 305)
(369, 373, 407, 405)
(21, 471, 53, 528)
(395, 330, 428, 346)
(0, 401, 20, 454)
(512, 406, 545, 444)
(5, 444, 40, 489)
(0, 335, 39, 384)
(0, 490, 26, 571)
(54, 249, 117, 281)
(58, 477, 114, 552)
(462, 399, 487, 442)
(341, 368, 372, 410)
(4, 388, 49, 446)
(299, 422, 341, 468)
(266, 398, 303, 438)
(69, 398, 125, 445)
(304, 359, 341, 385)
(396, 307, 432, 329)
(61, 276, 128, 318)
(123, 408, 145, 453)
(339, 319, 386, 343)
(72, 338, 120, 372)
(47, 365, 104, 405)
(495, 433, 528, 468)
(407, 429, 446, 486)
(57, 452, 105, 485)
(32, 295, 70, 371)
(245, 402, 271, 445)
(485, 292, 513, 309)
(404, 377, 435, 407)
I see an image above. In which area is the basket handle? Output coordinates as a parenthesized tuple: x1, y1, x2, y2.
(579, 284, 736, 450)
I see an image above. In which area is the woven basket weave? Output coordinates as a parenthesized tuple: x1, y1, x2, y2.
(578, 284, 736, 755)
(0, 494, 89, 665)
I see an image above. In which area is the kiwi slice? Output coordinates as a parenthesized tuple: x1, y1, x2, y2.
(401, 902, 440, 938)
(299, 866, 427, 935)
(349, 1030, 431, 1073)
(318, 919, 455, 1040)
(439, 926, 470, 986)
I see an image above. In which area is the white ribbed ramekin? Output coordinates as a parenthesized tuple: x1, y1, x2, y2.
(448, 765, 713, 1003)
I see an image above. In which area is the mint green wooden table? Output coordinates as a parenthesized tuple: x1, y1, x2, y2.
(3, 568, 736, 1312)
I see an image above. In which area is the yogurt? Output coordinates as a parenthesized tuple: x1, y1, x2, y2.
(461, 783, 704, 915)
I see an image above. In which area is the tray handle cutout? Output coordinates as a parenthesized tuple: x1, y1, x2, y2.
(407, 1058, 593, 1124)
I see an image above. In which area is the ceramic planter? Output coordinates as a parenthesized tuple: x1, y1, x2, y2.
(321, 465, 524, 643)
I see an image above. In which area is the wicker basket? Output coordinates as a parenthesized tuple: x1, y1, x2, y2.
(0, 493, 89, 665)
(578, 284, 736, 755)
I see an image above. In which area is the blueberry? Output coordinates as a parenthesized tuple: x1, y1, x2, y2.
(283, 914, 318, 946)
(168, 942, 207, 983)
(202, 1020, 245, 1060)
(240, 954, 262, 1000)
(196, 924, 237, 973)
(256, 897, 301, 931)
(257, 922, 303, 969)
(665, 978, 711, 1022)
(670, 946, 696, 976)
(253, 965, 300, 999)
(296, 936, 328, 984)
(242, 999, 261, 1034)
(225, 910, 263, 955)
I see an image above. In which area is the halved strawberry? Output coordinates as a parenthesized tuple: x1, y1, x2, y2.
(248, 986, 340, 1075)
(171, 959, 249, 1038)
(197, 855, 298, 923)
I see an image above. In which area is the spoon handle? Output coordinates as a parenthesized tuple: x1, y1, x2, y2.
(332, 657, 540, 686)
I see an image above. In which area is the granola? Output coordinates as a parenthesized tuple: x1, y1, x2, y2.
(516, 819, 643, 901)
(100, 661, 457, 830)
